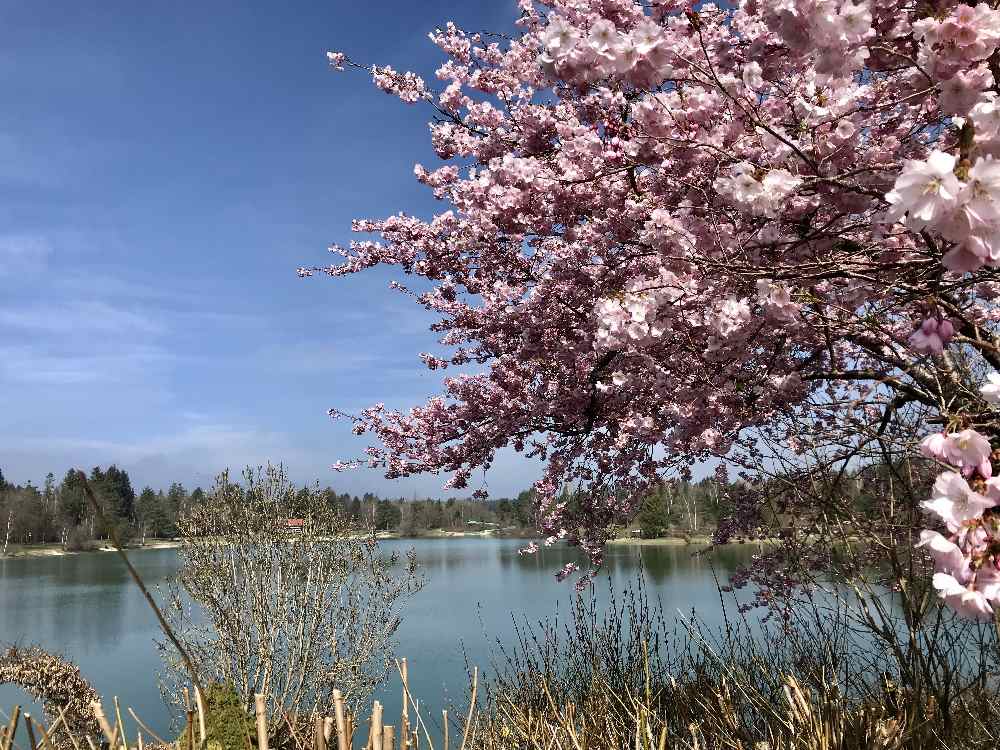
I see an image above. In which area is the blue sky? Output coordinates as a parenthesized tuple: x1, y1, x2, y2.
(0, 0, 539, 497)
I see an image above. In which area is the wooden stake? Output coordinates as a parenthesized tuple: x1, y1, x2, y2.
(370, 702, 383, 750)
(56, 708, 81, 750)
(313, 716, 326, 750)
(400, 658, 409, 745)
(23, 713, 38, 750)
(458, 667, 477, 750)
(113, 697, 128, 750)
(381, 726, 395, 750)
(127, 707, 169, 748)
(254, 695, 269, 750)
(345, 713, 354, 749)
(195, 687, 207, 745)
(1, 707, 20, 750)
(90, 701, 119, 749)
(442, 711, 448, 750)
(186, 710, 196, 750)
(323, 717, 334, 745)
(331, 691, 349, 750)
(33, 712, 62, 750)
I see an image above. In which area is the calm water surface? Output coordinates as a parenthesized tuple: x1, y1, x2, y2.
(0, 539, 757, 738)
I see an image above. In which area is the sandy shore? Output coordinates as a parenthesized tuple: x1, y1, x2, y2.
(1, 540, 181, 559)
(607, 536, 714, 546)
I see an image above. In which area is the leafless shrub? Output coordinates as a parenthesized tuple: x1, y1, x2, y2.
(158, 464, 422, 729)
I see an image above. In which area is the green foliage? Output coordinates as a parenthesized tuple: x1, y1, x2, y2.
(175, 683, 256, 750)
(58, 470, 88, 528)
(374, 499, 401, 530)
(99, 465, 136, 521)
(636, 490, 668, 539)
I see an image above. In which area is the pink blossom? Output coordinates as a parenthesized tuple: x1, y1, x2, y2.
(932, 573, 994, 620)
(922, 471, 995, 531)
(885, 151, 961, 229)
(742, 61, 764, 90)
(326, 51, 346, 71)
(941, 429, 992, 472)
(917, 530, 971, 583)
(910, 317, 947, 355)
(920, 433, 948, 461)
(312, 0, 1000, 591)
(554, 561, 579, 582)
(939, 67, 993, 116)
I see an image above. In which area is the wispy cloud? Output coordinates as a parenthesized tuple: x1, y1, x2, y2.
(7, 423, 310, 490)
(0, 234, 51, 276)
(0, 300, 165, 336)
(0, 344, 173, 385)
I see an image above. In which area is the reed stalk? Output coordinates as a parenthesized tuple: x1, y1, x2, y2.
(77, 472, 204, 698)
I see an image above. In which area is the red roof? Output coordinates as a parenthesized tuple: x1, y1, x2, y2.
(286, 519, 305, 527)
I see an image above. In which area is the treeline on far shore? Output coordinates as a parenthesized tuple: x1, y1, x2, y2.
(0, 465, 548, 552)
(0, 464, 753, 553)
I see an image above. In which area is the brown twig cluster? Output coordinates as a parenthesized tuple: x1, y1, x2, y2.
(0, 645, 101, 747)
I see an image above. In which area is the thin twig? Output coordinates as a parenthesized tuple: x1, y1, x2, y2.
(78, 471, 204, 696)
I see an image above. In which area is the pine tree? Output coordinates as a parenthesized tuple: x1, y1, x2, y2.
(102, 465, 136, 521)
(58, 469, 88, 528)
(636, 490, 668, 539)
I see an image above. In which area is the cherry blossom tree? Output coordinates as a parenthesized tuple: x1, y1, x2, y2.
(305, 0, 1000, 611)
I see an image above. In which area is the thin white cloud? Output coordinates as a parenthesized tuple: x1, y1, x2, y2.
(0, 344, 173, 385)
(0, 300, 165, 336)
(6, 423, 310, 490)
(0, 234, 51, 276)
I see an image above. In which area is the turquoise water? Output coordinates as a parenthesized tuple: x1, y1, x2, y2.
(0, 538, 757, 739)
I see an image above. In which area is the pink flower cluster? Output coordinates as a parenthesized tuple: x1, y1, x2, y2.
(326, 51, 346, 71)
(765, 0, 874, 78)
(313, 0, 1000, 587)
(917, 409, 1000, 619)
(909, 316, 955, 356)
(918, 432, 1000, 619)
(714, 164, 803, 218)
(372, 65, 428, 104)
(914, 4, 1000, 109)
(538, 15, 672, 86)
(921, 429, 993, 480)
(887, 151, 1000, 272)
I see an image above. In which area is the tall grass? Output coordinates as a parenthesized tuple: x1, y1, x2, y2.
(467, 579, 1000, 749)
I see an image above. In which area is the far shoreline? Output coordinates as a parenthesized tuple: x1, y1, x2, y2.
(0, 533, 754, 560)
(0, 540, 183, 559)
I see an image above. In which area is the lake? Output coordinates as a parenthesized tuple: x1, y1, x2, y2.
(0, 538, 758, 740)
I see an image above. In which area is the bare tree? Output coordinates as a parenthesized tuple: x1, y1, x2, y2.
(159, 464, 422, 726)
(2, 507, 11, 557)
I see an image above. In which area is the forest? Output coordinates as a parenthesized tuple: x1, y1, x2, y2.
(0, 465, 546, 551)
(0, 465, 752, 552)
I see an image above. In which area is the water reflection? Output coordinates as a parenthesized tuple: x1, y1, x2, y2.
(0, 540, 758, 738)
